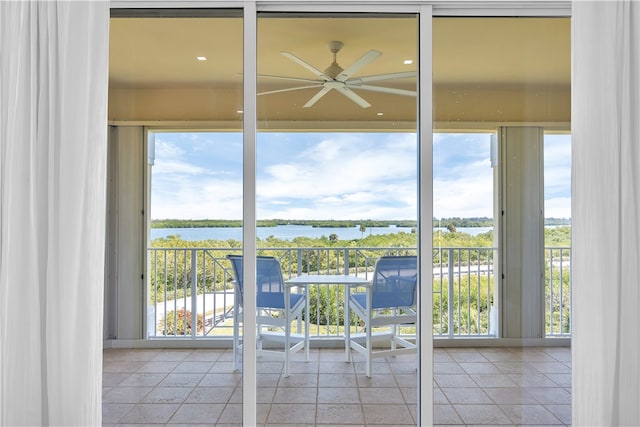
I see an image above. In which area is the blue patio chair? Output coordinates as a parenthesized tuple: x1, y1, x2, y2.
(227, 255, 308, 376)
(346, 255, 417, 377)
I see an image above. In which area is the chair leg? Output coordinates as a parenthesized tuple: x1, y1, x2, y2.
(365, 318, 372, 378)
(391, 309, 397, 352)
(305, 287, 310, 362)
(366, 290, 372, 378)
(233, 306, 240, 372)
(284, 294, 290, 377)
(345, 293, 351, 362)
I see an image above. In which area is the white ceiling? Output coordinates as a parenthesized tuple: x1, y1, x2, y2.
(109, 15, 570, 127)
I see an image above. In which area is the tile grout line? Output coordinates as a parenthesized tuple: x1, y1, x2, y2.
(103, 347, 571, 426)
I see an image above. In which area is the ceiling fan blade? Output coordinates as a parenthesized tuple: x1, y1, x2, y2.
(303, 87, 332, 108)
(335, 86, 371, 108)
(348, 84, 417, 97)
(351, 71, 417, 84)
(336, 49, 382, 82)
(281, 51, 333, 81)
(258, 85, 323, 96)
(258, 74, 322, 84)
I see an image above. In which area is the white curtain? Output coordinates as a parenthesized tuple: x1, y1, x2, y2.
(0, 1, 109, 425)
(572, 1, 640, 425)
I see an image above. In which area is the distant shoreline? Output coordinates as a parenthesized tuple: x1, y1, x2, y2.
(151, 219, 417, 229)
(150, 217, 570, 229)
(150, 224, 497, 242)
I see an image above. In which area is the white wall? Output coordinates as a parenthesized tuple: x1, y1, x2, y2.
(499, 126, 545, 338)
(105, 126, 146, 340)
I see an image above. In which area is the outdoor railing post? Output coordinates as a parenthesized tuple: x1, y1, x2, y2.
(567, 247, 572, 335)
(448, 248, 455, 338)
(559, 247, 566, 335)
(297, 248, 303, 274)
(343, 249, 349, 275)
(559, 248, 564, 334)
(548, 248, 554, 335)
(294, 248, 305, 336)
(191, 249, 198, 338)
(342, 248, 351, 337)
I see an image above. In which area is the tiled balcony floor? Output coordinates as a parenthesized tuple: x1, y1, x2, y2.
(103, 346, 571, 426)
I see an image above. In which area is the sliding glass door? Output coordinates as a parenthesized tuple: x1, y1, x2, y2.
(109, 10, 246, 425)
(107, 3, 434, 425)
(255, 11, 421, 424)
(432, 16, 571, 425)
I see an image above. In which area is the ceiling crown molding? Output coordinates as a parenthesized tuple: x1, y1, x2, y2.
(110, 0, 571, 16)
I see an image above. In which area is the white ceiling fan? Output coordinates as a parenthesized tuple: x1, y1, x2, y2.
(258, 41, 417, 108)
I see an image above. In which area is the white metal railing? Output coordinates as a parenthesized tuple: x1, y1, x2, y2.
(545, 247, 571, 336)
(146, 245, 571, 339)
(432, 247, 496, 337)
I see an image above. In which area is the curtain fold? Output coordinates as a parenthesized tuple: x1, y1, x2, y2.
(0, 1, 109, 425)
(572, 1, 640, 425)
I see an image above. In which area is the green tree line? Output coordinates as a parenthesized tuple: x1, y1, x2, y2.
(152, 217, 570, 230)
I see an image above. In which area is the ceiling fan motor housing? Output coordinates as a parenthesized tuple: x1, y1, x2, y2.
(328, 40, 344, 53)
(325, 41, 345, 78)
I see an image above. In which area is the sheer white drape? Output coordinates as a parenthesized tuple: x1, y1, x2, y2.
(0, 1, 109, 425)
(572, 1, 640, 425)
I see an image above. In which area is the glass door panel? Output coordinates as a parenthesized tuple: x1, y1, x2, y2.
(432, 17, 571, 425)
(109, 11, 244, 425)
(256, 12, 419, 425)
(543, 132, 572, 337)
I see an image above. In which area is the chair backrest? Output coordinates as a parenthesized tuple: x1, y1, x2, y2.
(371, 255, 418, 309)
(227, 255, 286, 309)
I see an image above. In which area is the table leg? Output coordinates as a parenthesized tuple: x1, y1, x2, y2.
(284, 287, 290, 377)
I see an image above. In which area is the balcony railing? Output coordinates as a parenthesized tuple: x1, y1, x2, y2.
(545, 246, 572, 336)
(146, 246, 571, 339)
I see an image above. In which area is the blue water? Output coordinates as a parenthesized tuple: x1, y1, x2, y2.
(150, 224, 493, 242)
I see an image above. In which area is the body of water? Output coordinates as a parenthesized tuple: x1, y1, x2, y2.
(150, 224, 493, 242)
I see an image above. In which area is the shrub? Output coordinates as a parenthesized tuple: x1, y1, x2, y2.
(160, 309, 204, 335)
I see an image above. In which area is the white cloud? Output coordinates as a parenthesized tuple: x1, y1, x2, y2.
(264, 164, 302, 181)
(434, 155, 494, 218)
(155, 139, 185, 158)
(152, 139, 209, 175)
(544, 197, 571, 219)
(253, 134, 418, 220)
(434, 177, 494, 218)
(150, 132, 571, 221)
(259, 201, 417, 222)
(152, 178, 244, 219)
(544, 134, 572, 198)
(258, 134, 416, 200)
(153, 160, 208, 175)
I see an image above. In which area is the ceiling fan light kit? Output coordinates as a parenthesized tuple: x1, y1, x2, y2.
(258, 40, 416, 108)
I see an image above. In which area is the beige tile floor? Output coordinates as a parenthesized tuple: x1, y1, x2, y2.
(103, 346, 571, 426)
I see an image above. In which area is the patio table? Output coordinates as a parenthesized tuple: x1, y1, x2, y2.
(285, 274, 372, 364)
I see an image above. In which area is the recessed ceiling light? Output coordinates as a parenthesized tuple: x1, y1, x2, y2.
(403, 59, 413, 65)
(377, 112, 384, 116)
(236, 110, 243, 114)
(196, 56, 207, 61)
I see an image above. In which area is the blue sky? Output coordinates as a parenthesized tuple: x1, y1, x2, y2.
(543, 134, 572, 218)
(150, 131, 571, 220)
